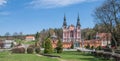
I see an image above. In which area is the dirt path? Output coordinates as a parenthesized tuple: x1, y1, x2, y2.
(57, 58, 68, 61)
(36, 54, 69, 61)
(36, 54, 42, 56)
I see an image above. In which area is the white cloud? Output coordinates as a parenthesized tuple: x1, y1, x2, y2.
(28, 0, 98, 8)
(0, 0, 7, 6)
(0, 11, 10, 16)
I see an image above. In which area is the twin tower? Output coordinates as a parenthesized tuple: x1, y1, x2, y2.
(62, 14, 81, 46)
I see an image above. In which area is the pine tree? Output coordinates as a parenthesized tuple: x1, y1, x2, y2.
(42, 40, 45, 48)
(35, 32, 40, 42)
(44, 38, 53, 54)
(56, 38, 63, 53)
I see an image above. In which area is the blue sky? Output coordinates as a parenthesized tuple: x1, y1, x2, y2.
(0, 0, 105, 35)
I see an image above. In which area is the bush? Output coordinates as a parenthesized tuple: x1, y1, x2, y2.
(35, 47, 41, 54)
(86, 44, 90, 49)
(27, 47, 34, 54)
(77, 49, 82, 52)
(12, 47, 25, 53)
(96, 46, 102, 50)
(103, 48, 112, 52)
(56, 39, 63, 53)
(103, 52, 112, 60)
(115, 49, 120, 54)
(44, 38, 53, 54)
(96, 51, 103, 57)
(29, 44, 35, 48)
(91, 46, 94, 49)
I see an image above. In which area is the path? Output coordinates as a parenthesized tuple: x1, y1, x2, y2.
(36, 54, 68, 61)
(57, 58, 68, 61)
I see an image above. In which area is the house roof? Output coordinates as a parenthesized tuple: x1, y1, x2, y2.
(26, 36, 35, 38)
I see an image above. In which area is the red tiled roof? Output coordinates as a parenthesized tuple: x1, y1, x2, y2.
(26, 36, 34, 38)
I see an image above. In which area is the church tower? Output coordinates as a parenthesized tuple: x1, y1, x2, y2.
(62, 14, 68, 42)
(62, 14, 81, 48)
(76, 15, 81, 42)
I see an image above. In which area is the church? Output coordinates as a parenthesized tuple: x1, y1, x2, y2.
(51, 15, 111, 49)
(61, 15, 111, 49)
(62, 15, 81, 48)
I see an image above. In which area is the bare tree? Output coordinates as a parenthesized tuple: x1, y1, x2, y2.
(5, 32, 10, 40)
(13, 32, 18, 39)
(93, 0, 120, 48)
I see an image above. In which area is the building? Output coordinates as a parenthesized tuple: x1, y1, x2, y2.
(62, 15, 81, 48)
(51, 33, 58, 48)
(62, 15, 111, 48)
(25, 36, 35, 41)
(82, 33, 111, 48)
(0, 40, 4, 48)
(3, 40, 14, 49)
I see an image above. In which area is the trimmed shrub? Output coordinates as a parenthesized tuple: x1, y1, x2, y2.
(85, 44, 90, 49)
(96, 51, 103, 57)
(77, 49, 82, 52)
(103, 52, 112, 60)
(115, 49, 120, 54)
(96, 46, 102, 50)
(71, 44, 74, 49)
(27, 47, 34, 54)
(29, 44, 35, 48)
(112, 54, 120, 61)
(103, 48, 112, 52)
(12, 47, 25, 53)
(35, 47, 41, 54)
(91, 46, 94, 49)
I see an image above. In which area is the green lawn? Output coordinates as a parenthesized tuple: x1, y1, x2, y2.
(53, 51, 111, 61)
(0, 51, 58, 61)
(0, 51, 111, 61)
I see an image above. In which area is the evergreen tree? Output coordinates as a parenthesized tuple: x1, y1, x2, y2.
(71, 41, 74, 49)
(35, 32, 40, 47)
(44, 38, 53, 54)
(56, 38, 63, 53)
(35, 32, 40, 42)
(42, 40, 45, 48)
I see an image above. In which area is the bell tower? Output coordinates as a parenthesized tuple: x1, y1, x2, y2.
(76, 14, 81, 42)
(62, 14, 67, 42)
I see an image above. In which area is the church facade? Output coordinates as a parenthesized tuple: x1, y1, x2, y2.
(62, 15, 81, 48)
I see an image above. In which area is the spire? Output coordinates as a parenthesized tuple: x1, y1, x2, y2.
(63, 14, 67, 27)
(76, 14, 81, 27)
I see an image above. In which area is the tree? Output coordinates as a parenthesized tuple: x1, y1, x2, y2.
(56, 38, 63, 53)
(44, 37, 53, 54)
(5, 32, 10, 40)
(35, 32, 40, 42)
(18, 32, 24, 40)
(5, 32, 10, 36)
(93, 0, 120, 48)
(35, 32, 40, 47)
(81, 28, 96, 40)
(13, 32, 18, 39)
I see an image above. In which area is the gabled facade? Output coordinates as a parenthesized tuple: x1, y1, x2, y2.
(62, 15, 81, 48)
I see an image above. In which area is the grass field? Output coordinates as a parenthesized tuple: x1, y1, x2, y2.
(53, 51, 111, 61)
(0, 51, 111, 61)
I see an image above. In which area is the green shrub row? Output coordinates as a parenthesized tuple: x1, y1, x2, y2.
(11, 47, 41, 54)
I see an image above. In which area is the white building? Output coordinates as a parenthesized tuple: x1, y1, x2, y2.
(4, 40, 14, 49)
(25, 36, 35, 41)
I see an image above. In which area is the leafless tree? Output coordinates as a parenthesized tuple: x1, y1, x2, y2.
(93, 0, 120, 48)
